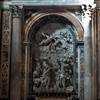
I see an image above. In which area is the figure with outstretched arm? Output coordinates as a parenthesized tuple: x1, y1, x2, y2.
(39, 33, 55, 46)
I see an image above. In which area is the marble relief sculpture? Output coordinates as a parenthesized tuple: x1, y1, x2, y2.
(32, 27, 74, 93)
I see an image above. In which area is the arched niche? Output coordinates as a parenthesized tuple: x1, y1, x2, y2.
(23, 10, 84, 98)
(24, 11, 84, 41)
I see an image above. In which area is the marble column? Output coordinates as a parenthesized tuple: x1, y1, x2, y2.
(81, 4, 96, 100)
(10, 5, 23, 100)
(24, 41, 30, 100)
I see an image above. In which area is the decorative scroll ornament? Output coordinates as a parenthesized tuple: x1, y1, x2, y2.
(10, 5, 23, 17)
(81, 4, 96, 20)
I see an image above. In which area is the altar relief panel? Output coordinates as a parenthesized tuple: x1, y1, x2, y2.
(31, 19, 77, 95)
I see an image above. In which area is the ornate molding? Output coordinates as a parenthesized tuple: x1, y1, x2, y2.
(81, 4, 96, 20)
(10, 5, 23, 17)
(0, 11, 11, 99)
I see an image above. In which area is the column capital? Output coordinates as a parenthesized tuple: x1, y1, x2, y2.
(23, 41, 31, 46)
(81, 4, 96, 20)
(10, 5, 23, 17)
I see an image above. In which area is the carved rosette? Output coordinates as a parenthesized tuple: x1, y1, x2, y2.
(81, 4, 96, 20)
(10, 5, 23, 17)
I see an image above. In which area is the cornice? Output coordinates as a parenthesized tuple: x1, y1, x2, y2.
(0, 1, 99, 10)
(0, 1, 81, 9)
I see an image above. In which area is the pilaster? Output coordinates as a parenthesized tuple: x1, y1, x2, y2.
(10, 5, 23, 100)
(0, 10, 11, 99)
(81, 3, 96, 100)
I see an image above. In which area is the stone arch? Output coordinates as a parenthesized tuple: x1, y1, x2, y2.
(24, 10, 84, 41)
(23, 10, 84, 98)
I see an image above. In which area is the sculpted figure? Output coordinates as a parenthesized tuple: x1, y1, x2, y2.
(33, 72, 41, 91)
(39, 33, 54, 46)
(33, 29, 74, 92)
(40, 58, 52, 89)
(33, 59, 41, 90)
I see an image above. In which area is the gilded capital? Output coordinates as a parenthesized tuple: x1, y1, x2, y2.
(81, 4, 96, 19)
(10, 5, 23, 17)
